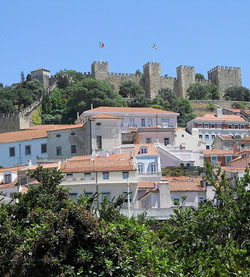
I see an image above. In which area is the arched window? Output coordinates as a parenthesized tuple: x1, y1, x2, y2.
(139, 146, 148, 154)
(137, 163, 144, 173)
(148, 163, 156, 173)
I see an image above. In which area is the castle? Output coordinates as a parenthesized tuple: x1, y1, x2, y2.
(30, 61, 242, 100)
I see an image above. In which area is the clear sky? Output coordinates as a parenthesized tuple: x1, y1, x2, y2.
(0, 0, 249, 87)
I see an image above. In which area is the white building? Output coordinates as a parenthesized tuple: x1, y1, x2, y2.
(187, 108, 249, 149)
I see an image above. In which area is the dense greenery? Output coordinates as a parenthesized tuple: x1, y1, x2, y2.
(0, 80, 43, 113)
(152, 88, 195, 127)
(0, 165, 249, 276)
(195, 73, 205, 80)
(224, 86, 250, 101)
(42, 77, 126, 124)
(119, 80, 150, 107)
(187, 83, 220, 100)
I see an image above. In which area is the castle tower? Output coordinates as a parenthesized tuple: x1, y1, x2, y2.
(91, 61, 109, 81)
(30, 68, 51, 91)
(208, 66, 242, 99)
(143, 62, 161, 98)
(176, 65, 195, 98)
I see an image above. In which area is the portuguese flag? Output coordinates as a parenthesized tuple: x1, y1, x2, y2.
(99, 42, 104, 48)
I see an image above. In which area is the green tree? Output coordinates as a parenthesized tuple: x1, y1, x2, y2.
(195, 73, 205, 80)
(119, 80, 144, 98)
(152, 88, 195, 127)
(224, 86, 250, 101)
(187, 83, 207, 100)
(0, 99, 17, 113)
(205, 84, 220, 100)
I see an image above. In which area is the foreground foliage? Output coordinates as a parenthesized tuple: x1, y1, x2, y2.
(0, 166, 249, 276)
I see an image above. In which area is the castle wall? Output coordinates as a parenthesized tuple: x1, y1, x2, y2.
(107, 73, 144, 91)
(208, 66, 241, 99)
(0, 114, 20, 133)
(177, 65, 195, 98)
(160, 77, 176, 93)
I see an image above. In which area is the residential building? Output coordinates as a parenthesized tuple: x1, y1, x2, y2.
(213, 135, 250, 151)
(202, 149, 238, 166)
(76, 106, 179, 132)
(187, 108, 249, 149)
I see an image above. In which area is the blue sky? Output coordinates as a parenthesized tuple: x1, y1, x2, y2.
(0, 0, 249, 87)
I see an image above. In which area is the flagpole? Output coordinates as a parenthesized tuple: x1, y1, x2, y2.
(152, 47, 154, 63)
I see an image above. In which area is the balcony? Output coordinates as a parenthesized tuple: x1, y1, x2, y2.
(137, 171, 162, 177)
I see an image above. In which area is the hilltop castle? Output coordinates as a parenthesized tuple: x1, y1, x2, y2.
(31, 61, 242, 100)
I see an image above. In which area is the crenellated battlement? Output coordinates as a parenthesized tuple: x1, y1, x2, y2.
(92, 61, 109, 65)
(161, 76, 176, 81)
(83, 72, 92, 77)
(177, 65, 195, 70)
(208, 66, 241, 74)
(195, 79, 211, 84)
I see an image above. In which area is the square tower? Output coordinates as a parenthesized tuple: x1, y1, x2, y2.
(143, 62, 161, 98)
(30, 68, 51, 91)
(91, 61, 109, 81)
(176, 65, 195, 99)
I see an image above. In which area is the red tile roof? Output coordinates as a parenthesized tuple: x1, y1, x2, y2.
(84, 106, 178, 115)
(0, 124, 83, 143)
(194, 114, 246, 122)
(133, 144, 159, 156)
(202, 149, 236, 156)
(0, 165, 25, 173)
(169, 181, 205, 192)
(90, 113, 122, 120)
(220, 135, 250, 142)
(138, 181, 156, 189)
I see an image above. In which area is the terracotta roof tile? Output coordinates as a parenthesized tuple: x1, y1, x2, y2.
(194, 114, 247, 122)
(202, 149, 236, 156)
(169, 181, 205, 192)
(0, 124, 83, 144)
(90, 113, 122, 120)
(133, 144, 158, 156)
(0, 177, 18, 189)
(84, 106, 178, 115)
(138, 181, 156, 189)
(220, 135, 250, 142)
(0, 165, 25, 173)
(69, 153, 131, 161)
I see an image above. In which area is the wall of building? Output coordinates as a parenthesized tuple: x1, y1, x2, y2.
(0, 138, 48, 167)
(47, 127, 86, 159)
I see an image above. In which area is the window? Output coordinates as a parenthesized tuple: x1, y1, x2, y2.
(198, 123, 202, 128)
(212, 135, 215, 139)
(69, 193, 78, 202)
(229, 124, 232, 129)
(20, 177, 27, 185)
(56, 146, 62, 156)
(180, 143, 185, 150)
(84, 173, 91, 181)
(149, 163, 156, 173)
(164, 138, 169, 146)
(139, 147, 148, 154)
(9, 147, 15, 157)
(137, 163, 144, 173)
(226, 156, 232, 163)
(217, 123, 221, 129)
(205, 135, 209, 139)
(96, 135, 102, 150)
(241, 124, 245, 129)
(41, 143, 47, 153)
(66, 173, 73, 181)
(148, 118, 152, 126)
(84, 192, 93, 198)
(123, 191, 132, 203)
(211, 156, 217, 165)
(182, 134, 184, 138)
(161, 118, 169, 127)
(199, 196, 205, 203)
(56, 134, 61, 138)
(103, 172, 109, 180)
(4, 174, 11, 184)
(129, 118, 135, 127)
(211, 123, 215, 128)
(146, 137, 152, 144)
(234, 124, 239, 129)
(25, 145, 31, 155)
(206, 145, 210, 149)
(71, 131, 76, 135)
(173, 197, 180, 206)
(205, 123, 209, 128)
(141, 118, 145, 127)
(101, 192, 111, 201)
(122, 171, 129, 179)
(71, 145, 76, 154)
(199, 134, 203, 139)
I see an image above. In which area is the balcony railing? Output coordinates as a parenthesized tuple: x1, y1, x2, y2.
(137, 172, 162, 177)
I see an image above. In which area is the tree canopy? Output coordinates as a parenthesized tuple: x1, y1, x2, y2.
(0, 163, 249, 276)
(187, 83, 220, 100)
(152, 88, 195, 127)
(0, 80, 44, 113)
(224, 86, 250, 101)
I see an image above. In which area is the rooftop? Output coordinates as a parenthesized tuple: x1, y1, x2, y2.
(133, 144, 159, 156)
(90, 113, 122, 120)
(84, 106, 179, 115)
(202, 149, 236, 156)
(194, 114, 246, 122)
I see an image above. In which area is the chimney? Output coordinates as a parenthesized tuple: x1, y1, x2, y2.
(77, 112, 80, 119)
(91, 150, 96, 161)
(27, 160, 32, 167)
(216, 108, 222, 118)
(91, 103, 93, 110)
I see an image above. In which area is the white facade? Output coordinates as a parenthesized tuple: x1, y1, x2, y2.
(0, 138, 48, 167)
